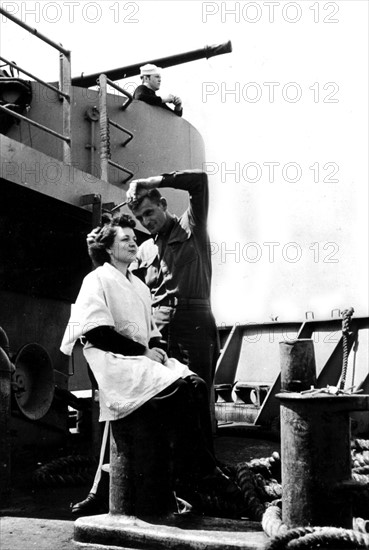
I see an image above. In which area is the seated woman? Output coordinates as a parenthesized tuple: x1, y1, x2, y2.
(61, 214, 238, 517)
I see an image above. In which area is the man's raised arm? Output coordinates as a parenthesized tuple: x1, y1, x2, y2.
(127, 170, 209, 226)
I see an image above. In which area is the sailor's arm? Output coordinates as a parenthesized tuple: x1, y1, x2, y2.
(127, 170, 208, 224)
(134, 87, 182, 116)
(158, 93, 183, 115)
(172, 95, 183, 117)
(133, 85, 163, 106)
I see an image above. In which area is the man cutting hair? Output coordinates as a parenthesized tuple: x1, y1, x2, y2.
(127, 169, 219, 394)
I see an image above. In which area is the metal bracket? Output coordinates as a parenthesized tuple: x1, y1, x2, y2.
(80, 194, 102, 226)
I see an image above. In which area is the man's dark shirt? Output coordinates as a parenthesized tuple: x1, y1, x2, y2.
(133, 85, 183, 117)
(132, 170, 219, 389)
(133, 170, 211, 306)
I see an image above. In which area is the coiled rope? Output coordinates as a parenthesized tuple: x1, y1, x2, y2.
(258, 440, 369, 548)
(32, 454, 97, 487)
(31, 440, 369, 548)
(265, 522, 369, 549)
(236, 453, 282, 521)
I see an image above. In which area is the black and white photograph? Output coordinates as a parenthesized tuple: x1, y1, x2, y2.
(1, 1, 368, 549)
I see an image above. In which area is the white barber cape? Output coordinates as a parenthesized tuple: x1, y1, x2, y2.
(60, 262, 193, 421)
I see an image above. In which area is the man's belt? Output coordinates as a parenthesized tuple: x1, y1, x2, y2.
(157, 297, 210, 309)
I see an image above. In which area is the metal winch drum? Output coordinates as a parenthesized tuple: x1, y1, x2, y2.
(12, 343, 55, 420)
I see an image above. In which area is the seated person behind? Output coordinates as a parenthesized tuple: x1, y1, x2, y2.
(133, 63, 183, 117)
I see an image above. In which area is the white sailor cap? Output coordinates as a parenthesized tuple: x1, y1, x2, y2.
(139, 64, 162, 76)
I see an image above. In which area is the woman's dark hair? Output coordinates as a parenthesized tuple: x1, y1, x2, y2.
(87, 213, 136, 267)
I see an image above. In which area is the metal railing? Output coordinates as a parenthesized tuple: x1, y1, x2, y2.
(98, 74, 134, 184)
(0, 6, 72, 164)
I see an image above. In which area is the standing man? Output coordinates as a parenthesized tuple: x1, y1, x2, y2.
(71, 171, 219, 516)
(127, 169, 219, 394)
(133, 64, 183, 117)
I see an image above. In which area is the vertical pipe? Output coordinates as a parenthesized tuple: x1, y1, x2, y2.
(60, 51, 71, 164)
(91, 196, 102, 228)
(90, 120, 95, 175)
(280, 339, 316, 392)
(0, 345, 12, 505)
(91, 388, 102, 458)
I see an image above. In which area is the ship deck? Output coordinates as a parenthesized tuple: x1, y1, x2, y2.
(0, 428, 279, 550)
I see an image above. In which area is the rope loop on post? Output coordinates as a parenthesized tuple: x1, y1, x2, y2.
(342, 307, 355, 334)
(339, 306, 355, 390)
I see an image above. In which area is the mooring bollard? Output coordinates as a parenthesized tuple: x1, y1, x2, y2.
(278, 339, 369, 529)
(109, 406, 174, 517)
(278, 392, 369, 529)
(109, 420, 135, 516)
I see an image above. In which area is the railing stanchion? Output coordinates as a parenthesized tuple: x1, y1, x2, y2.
(60, 51, 72, 165)
(99, 74, 109, 182)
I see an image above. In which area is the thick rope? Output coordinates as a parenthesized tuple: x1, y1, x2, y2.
(352, 472, 369, 484)
(262, 502, 288, 539)
(260, 441, 369, 548)
(355, 439, 369, 451)
(339, 307, 354, 390)
(354, 517, 369, 534)
(352, 450, 369, 468)
(32, 455, 97, 487)
(30, 436, 369, 544)
(99, 76, 111, 184)
(353, 466, 369, 476)
(264, 511, 369, 549)
(236, 461, 267, 521)
(287, 528, 369, 548)
(266, 527, 316, 550)
(236, 453, 283, 523)
(99, 104, 111, 160)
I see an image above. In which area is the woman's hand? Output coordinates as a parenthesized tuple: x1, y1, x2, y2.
(144, 347, 168, 365)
